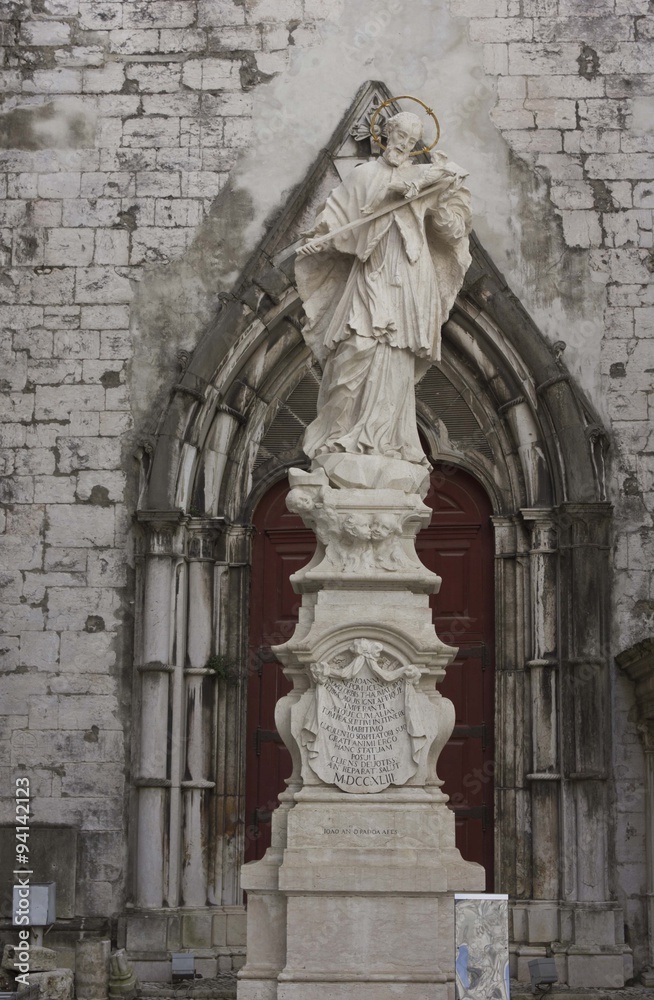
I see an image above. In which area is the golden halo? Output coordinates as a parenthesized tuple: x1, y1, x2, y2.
(370, 95, 440, 157)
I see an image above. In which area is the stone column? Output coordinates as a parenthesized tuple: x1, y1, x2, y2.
(181, 521, 222, 907)
(558, 503, 624, 986)
(213, 523, 253, 906)
(644, 723, 654, 985)
(616, 639, 654, 984)
(75, 939, 110, 1000)
(521, 510, 560, 902)
(492, 515, 530, 900)
(134, 512, 188, 909)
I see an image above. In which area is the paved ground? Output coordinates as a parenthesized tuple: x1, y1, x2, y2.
(510, 986, 654, 998)
(138, 974, 237, 999)
(137, 977, 654, 999)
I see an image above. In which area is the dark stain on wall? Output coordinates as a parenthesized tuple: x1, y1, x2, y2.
(0, 101, 95, 150)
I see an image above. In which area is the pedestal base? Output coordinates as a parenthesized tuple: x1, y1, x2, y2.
(313, 453, 430, 497)
(238, 473, 485, 997)
(238, 792, 484, 999)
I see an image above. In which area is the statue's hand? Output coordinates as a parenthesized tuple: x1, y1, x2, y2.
(297, 241, 324, 258)
(430, 150, 449, 167)
(402, 664, 422, 684)
(403, 181, 421, 200)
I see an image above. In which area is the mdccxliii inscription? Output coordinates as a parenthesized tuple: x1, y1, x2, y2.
(321, 675, 406, 789)
(300, 639, 427, 794)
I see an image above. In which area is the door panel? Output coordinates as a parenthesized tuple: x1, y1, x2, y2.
(245, 484, 312, 860)
(245, 466, 495, 888)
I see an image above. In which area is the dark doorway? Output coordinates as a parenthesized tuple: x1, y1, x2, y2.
(245, 464, 495, 889)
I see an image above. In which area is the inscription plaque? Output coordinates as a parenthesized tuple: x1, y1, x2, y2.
(301, 639, 427, 793)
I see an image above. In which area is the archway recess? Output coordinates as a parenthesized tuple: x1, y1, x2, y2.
(130, 82, 626, 985)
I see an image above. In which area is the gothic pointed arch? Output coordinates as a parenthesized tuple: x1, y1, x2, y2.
(141, 80, 608, 520)
(131, 81, 620, 980)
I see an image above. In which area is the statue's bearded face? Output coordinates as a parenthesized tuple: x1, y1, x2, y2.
(384, 125, 421, 166)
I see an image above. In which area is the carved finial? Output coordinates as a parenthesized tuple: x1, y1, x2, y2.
(349, 102, 388, 151)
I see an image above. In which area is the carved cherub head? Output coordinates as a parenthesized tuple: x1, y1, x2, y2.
(343, 513, 371, 541)
(370, 513, 400, 541)
(286, 488, 315, 515)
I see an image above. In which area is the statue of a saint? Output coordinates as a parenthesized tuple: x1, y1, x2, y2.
(295, 111, 471, 482)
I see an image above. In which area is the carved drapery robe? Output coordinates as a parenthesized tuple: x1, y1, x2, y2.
(296, 153, 472, 466)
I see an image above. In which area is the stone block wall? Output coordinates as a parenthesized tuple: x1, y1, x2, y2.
(0, 0, 652, 974)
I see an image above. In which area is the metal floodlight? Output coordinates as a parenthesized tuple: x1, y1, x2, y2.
(171, 953, 196, 983)
(528, 957, 558, 994)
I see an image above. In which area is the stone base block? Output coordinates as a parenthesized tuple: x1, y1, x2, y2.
(526, 904, 559, 943)
(567, 954, 624, 987)
(282, 891, 456, 980)
(75, 938, 110, 999)
(125, 914, 168, 952)
(25, 969, 74, 1000)
(277, 983, 452, 1000)
(313, 453, 430, 496)
(236, 981, 278, 1000)
(515, 947, 547, 982)
(3, 945, 57, 973)
(130, 959, 170, 983)
(195, 958, 218, 979)
(239, 791, 483, 1000)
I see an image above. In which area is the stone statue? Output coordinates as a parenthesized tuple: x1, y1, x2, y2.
(238, 102, 485, 1000)
(295, 110, 472, 489)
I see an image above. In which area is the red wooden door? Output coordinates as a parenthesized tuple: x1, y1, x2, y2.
(419, 465, 495, 886)
(244, 480, 311, 861)
(245, 465, 495, 888)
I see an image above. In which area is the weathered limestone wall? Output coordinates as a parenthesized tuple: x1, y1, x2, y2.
(0, 0, 651, 973)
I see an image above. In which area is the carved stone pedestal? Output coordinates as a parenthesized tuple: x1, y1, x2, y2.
(237, 468, 484, 999)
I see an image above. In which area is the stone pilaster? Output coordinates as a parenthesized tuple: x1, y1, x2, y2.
(492, 515, 530, 900)
(214, 523, 253, 907)
(181, 521, 223, 907)
(557, 503, 626, 986)
(134, 511, 188, 909)
(521, 509, 560, 904)
(616, 639, 654, 984)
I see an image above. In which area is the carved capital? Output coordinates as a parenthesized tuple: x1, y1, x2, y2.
(616, 638, 654, 725)
(520, 508, 557, 552)
(491, 515, 520, 557)
(638, 720, 654, 754)
(187, 518, 225, 561)
(556, 502, 613, 548)
(136, 509, 189, 557)
(218, 522, 254, 565)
